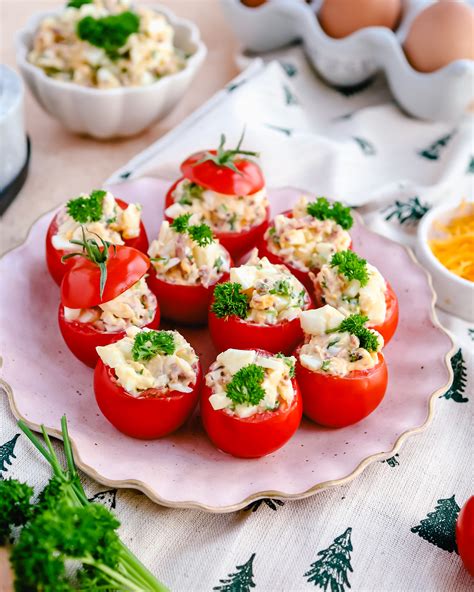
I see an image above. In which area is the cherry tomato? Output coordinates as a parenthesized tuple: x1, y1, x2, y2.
(208, 288, 313, 355)
(58, 302, 160, 368)
(181, 151, 265, 196)
(295, 350, 388, 427)
(257, 211, 353, 293)
(201, 351, 302, 458)
(313, 281, 399, 345)
(148, 267, 230, 325)
(61, 245, 149, 309)
(165, 179, 269, 261)
(46, 198, 149, 285)
(94, 358, 202, 439)
(456, 496, 474, 577)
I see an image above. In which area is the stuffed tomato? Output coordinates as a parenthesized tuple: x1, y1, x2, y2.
(95, 327, 201, 439)
(201, 348, 302, 458)
(257, 196, 353, 292)
(59, 237, 159, 368)
(313, 250, 399, 344)
(46, 189, 148, 285)
(295, 305, 388, 428)
(164, 134, 269, 260)
(208, 250, 313, 355)
(147, 216, 231, 325)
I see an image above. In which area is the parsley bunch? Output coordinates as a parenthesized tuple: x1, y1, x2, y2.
(193, 130, 259, 175)
(170, 214, 214, 247)
(306, 197, 353, 230)
(132, 330, 175, 362)
(2, 417, 168, 591)
(329, 314, 380, 352)
(330, 250, 369, 286)
(77, 11, 140, 59)
(211, 282, 249, 319)
(66, 189, 105, 224)
(226, 364, 266, 406)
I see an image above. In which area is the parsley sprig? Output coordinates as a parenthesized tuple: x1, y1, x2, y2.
(211, 282, 249, 319)
(77, 11, 140, 59)
(67, 0, 92, 8)
(62, 227, 114, 299)
(330, 250, 369, 286)
(132, 330, 175, 362)
(66, 189, 106, 224)
(306, 197, 353, 230)
(193, 130, 259, 175)
(170, 214, 214, 247)
(226, 364, 266, 406)
(328, 314, 380, 352)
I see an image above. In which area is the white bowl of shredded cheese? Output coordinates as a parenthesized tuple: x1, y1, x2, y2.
(16, 1, 206, 138)
(416, 199, 474, 321)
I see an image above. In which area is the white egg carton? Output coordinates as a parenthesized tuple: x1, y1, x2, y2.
(220, 0, 474, 121)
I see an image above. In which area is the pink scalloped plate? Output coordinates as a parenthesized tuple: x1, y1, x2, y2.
(0, 180, 454, 512)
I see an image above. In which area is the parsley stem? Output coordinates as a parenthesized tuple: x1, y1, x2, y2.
(17, 420, 55, 466)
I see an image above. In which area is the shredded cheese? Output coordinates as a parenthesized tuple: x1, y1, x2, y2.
(429, 202, 474, 282)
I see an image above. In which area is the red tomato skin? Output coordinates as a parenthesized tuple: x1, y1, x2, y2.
(456, 496, 474, 577)
(94, 359, 202, 439)
(58, 303, 160, 368)
(295, 352, 388, 427)
(45, 198, 149, 286)
(164, 179, 270, 261)
(61, 245, 150, 309)
(147, 267, 230, 325)
(201, 375, 302, 458)
(180, 150, 265, 196)
(208, 291, 313, 355)
(313, 281, 399, 345)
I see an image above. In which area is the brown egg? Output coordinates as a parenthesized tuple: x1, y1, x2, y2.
(318, 0, 402, 38)
(241, 0, 267, 6)
(404, 1, 474, 73)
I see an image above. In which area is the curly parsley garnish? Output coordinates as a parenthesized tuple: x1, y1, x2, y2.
(211, 282, 249, 319)
(226, 364, 265, 406)
(170, 214, 214, 247)
(66, 189, 105, 224)
(193, 130, 259, 175)
(328, 314, 379, 352)
(306, 197, 353, 230)
(67, 0, 92, 8)
(131, 330, 175, 362)
(330, 250, 369, 286)
(77, 11, 140, 59)
(275, 353, 296, 378)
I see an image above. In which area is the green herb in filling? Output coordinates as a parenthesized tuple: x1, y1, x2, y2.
(66, 189, 105, 224)
(211, 282, 249, 319)
(131, 330, 175, 362)
(306, 197, 353, 230)
(225, 364, 265, 406)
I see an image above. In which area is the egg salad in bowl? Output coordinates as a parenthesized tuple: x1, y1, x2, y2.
(28, 0, 186, 89)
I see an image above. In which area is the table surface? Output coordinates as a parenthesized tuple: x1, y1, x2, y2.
(0, 0, 239, 255)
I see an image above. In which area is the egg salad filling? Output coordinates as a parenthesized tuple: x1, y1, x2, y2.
(315, 251, 387, 326)
(64, 276, 157, 333)
(165, 178, 269, 234)
(28, 0, 186, 89)
(206, 349, 296, 418)
(148, 217, 230, 288)
(299, 306, 383, 377)
(211, 251, 309, 325)
(52, 189, 142, 252)
(96, 326, 198, 396)
(266, 196, 352, 272)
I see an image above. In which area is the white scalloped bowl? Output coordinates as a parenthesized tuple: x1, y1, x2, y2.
(416, 200, 474, 321)
(15, 5, 207, 139)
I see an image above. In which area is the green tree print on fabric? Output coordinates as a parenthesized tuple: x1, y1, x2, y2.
(304, 527, 353, 592)
(283, 84, 299, 106)
(418, 131, 455, 160)
(381, 454, 399, 467)
(441, 349, 468, 403)
(88, 488, 117, 510)
(466, 156, 474, 174)
(0, 433, 20, 477)
(468, 328, 474, 341)
(265, 123, 293, 137)
(383, 197, 430, 225)
(411, 495, 460, 552)
(280, 61, 297, 77)
(352, 137, 375, 156)
(214, 553, 256, 592)
(244, 498, 285, 512)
